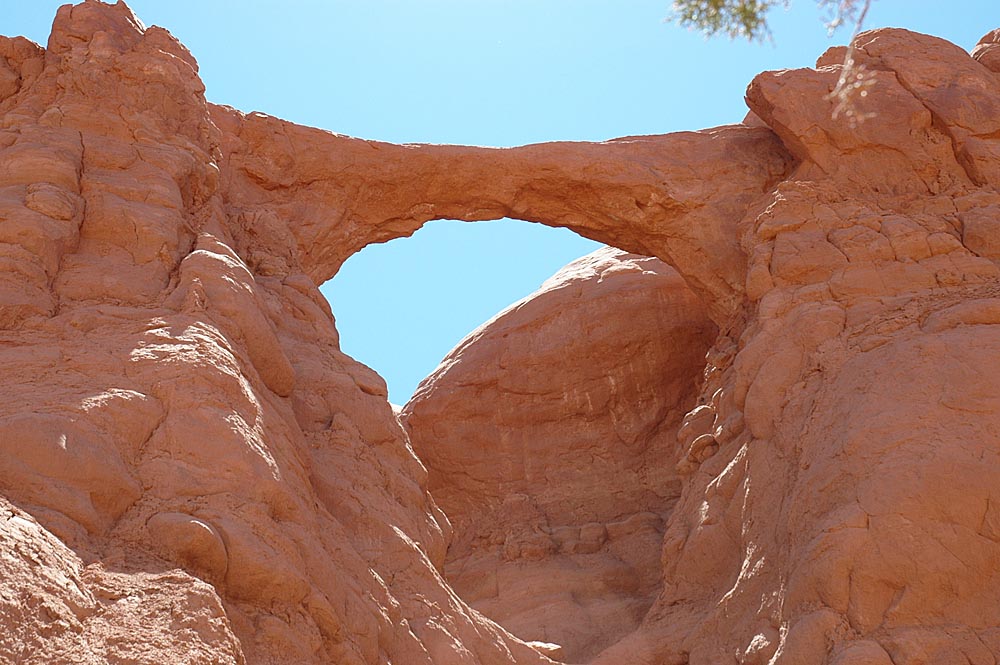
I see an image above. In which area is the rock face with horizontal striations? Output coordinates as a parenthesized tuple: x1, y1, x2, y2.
(402, 248, 717, 662)
(3, 1, 1000, 664)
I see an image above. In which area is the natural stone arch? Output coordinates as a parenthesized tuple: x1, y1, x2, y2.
(212, 107, 793, 325)
(9, 3, 1000, 664)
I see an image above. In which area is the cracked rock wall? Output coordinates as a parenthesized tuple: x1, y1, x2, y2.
(588, 26, 1000, 665)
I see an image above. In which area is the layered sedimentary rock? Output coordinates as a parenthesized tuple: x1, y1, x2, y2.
(3, 1, 1000, 664)
(402, 248, 716, 662)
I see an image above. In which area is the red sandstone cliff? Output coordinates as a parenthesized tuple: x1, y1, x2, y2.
(3, 2, 1000, 664)
(403, 248, 717, 662)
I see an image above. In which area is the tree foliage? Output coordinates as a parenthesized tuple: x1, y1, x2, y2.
(669, 0, 876, 125)
(669, 0, 870, 42)
(669, 0, 789, 41)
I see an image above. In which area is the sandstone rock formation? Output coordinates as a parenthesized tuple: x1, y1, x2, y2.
(587, 28, 1000, 665)
(212, 103, 789, 326)
(0, 3, 552, 663)
(3, 1, 1000, 664)
(403, 248, 717, 662)
(0, 496, 243, 664)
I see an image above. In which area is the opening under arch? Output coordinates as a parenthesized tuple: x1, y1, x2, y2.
(320, 218, 601, 405)
(378, 225, 718, 662)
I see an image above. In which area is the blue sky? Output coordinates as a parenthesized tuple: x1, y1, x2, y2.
(6, 1, 997, 402)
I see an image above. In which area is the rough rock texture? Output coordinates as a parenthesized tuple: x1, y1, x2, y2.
(212, 106, 790, 327)
(402, 248, 717, 662)
(4, 2, 1000, 664)
(0, 3, 552, 663)
(0, 496, 243, 665)
(586, 27, 1000, 665)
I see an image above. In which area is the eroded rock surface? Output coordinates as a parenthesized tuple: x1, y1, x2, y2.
(0, 3, 552, 663)
(212, 105, 790, 327)
(588, 26, 1000, 665)
(3, 2, 1000, 664)
(0, 496, 243, 665)
(402, 248, 716, 661)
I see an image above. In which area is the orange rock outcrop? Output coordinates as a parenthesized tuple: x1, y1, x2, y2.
(3, 2, 1000, 664)
(403, 248, 716, 662)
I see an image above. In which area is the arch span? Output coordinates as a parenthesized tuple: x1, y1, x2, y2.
(212, 107, 793, 325)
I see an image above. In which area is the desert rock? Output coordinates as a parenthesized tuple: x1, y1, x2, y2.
(0, 496, 243, 665)
(0, 3, 553, 663)
(403, 248, 716, 661)
(2, 2, 1000, 664)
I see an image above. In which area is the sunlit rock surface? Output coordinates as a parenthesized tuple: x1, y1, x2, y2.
(3, 2, 1000, 663)
(403, 248, 716, 662)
